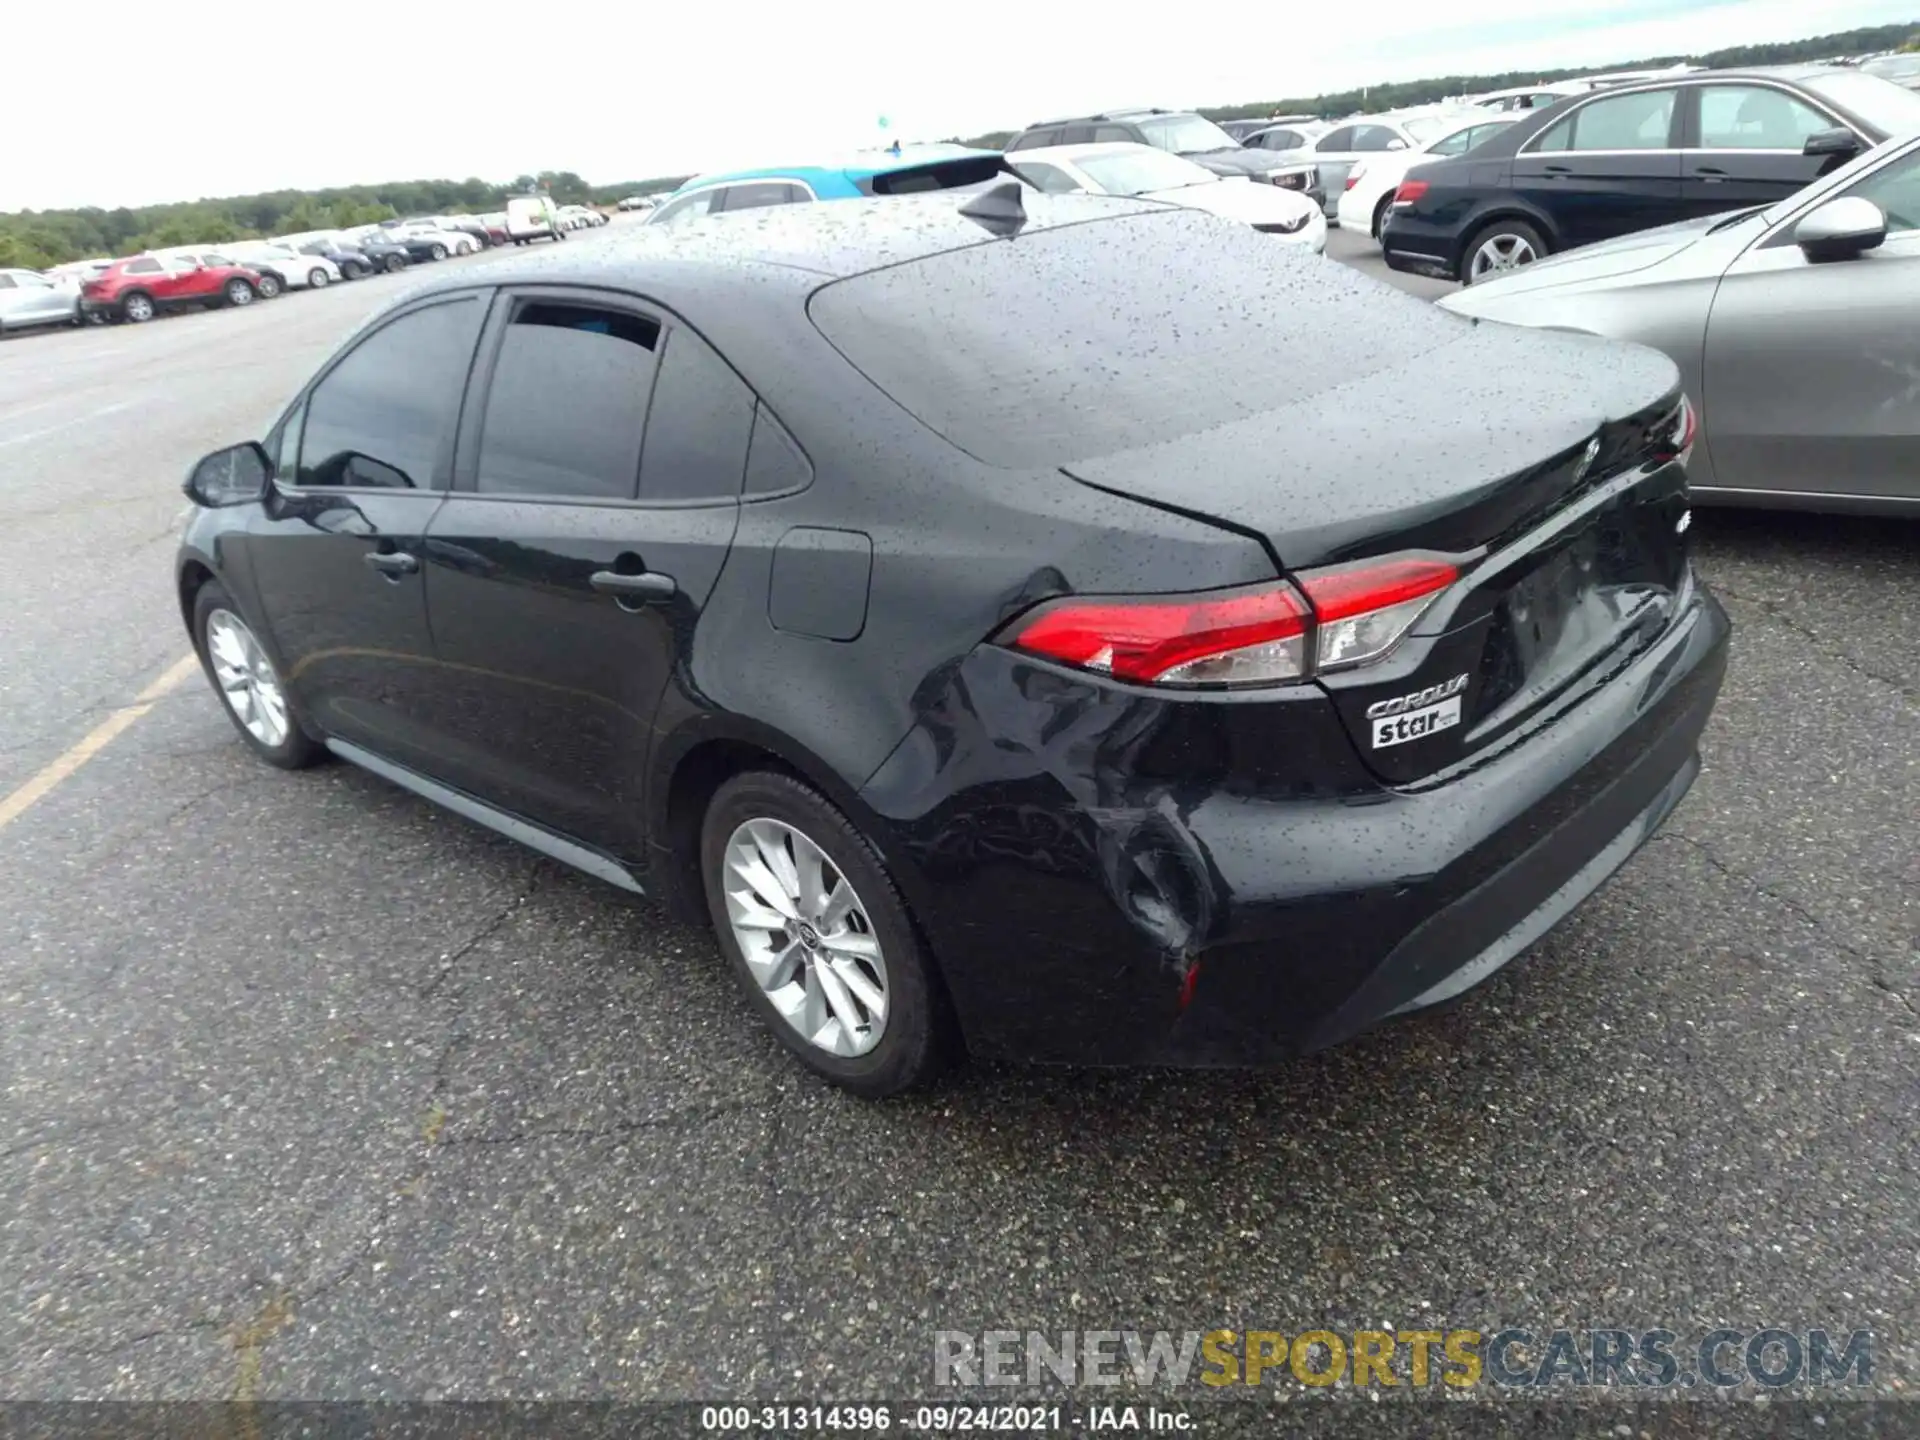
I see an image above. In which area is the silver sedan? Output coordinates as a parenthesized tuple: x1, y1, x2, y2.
(1440, 133, 1920, 515)
(0, 269, 79, 335)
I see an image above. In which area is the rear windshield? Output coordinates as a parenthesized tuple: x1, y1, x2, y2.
(858, 156, 1010, 195)
(809, 210, 1462, 468)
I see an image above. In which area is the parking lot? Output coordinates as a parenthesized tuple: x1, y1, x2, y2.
(2, 219, 1916, 1409)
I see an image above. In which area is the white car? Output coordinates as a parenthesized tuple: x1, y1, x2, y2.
(390, 222, 480, 255)
(1008, 143, 1325, 251)
(1336, 113, 1519, 244)
(1464, 80, 1594, 113)
(558, 205, 607, 229)
(222, 243, 343, 289)
(1293, 108, 1486, 214)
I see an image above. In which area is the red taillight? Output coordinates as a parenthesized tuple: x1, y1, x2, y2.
(1393, 179, 1429, 206)
(999, 553, 1460, 689)
(1651, 395, 1697, 465)
(1005, 582, 1311, 687)
(1298, 555, 1459, 671)
(1344, 175, 1361, 191)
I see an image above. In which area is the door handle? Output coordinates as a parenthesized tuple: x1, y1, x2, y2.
(590, 569, 677, 600)
(1693, 165, 1727, 181)
(1542, 164, 1572, 175)
(364, 550, 419, 576)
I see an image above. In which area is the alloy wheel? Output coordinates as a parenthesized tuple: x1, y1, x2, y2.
(1469, 233, 1537, 280)
(722, 818, 890, 1058)
(227, 280, 253, 306)
(205, 609, 289, 748)
(124, 294, 154, 322)
(309, 269, 329, 289)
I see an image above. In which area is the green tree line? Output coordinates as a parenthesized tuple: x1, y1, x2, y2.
(6, 17, 1914, 270)
(948, 20, 1920, 148)
(0, 170, 693, 271)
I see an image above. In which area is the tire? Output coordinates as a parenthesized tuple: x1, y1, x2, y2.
(1460, 218, 1547, 286)
(308, 267, 330, 289)
(255, 273, 283, 299)
(384, 254, 406, 273)
(701, 771, 952, 1098)
(225, 278, 256, 307)
(429, 243, 448, 261)
(1371, 194, 1394, 240)
(190, 581, 323, 770)
(121, 290, 155, 323)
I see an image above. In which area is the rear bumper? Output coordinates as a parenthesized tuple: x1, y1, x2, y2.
(862, 587, 1730, 1066)
(1382, 213, 1461, 278)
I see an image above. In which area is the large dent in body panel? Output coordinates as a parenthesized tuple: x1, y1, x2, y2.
(869, 645, 1226, 965)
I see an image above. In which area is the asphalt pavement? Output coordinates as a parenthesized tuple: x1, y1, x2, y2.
(1, 218, 1915, 1414)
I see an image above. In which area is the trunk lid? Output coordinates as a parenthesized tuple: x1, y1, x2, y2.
(1063, 324, 1690, 785)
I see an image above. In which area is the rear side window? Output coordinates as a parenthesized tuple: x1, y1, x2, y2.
(637, 326, 755, 502)
(125, 258, 162, 274)
(1317, 127, 1356, 151)
(0, 275, 14, 290)
(1091, 125, 1134, 142)
(1018, 162, 1081, 194)
(650, 190, 716, 227)
(296, 298, 482, 490)
(809, 211, 1460, 469)
(476, 301, 661, 499)
(744, 404, 811, 495)
(1536, 88, 1677, 152)
(719, 181, 807, 211)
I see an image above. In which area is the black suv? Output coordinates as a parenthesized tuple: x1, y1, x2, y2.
(1006, 109, 1304, 182)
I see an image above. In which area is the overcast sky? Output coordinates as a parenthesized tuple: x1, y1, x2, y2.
(3, 0, 1914, 211)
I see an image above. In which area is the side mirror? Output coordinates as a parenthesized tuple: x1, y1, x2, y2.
(1794, 195, 1887, 263)
(184, 441, 272, 507)
(1386, 137, 1408, 151)
(1803, 127, 1862, 159)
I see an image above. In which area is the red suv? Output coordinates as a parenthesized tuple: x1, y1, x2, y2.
(80, 255, 264, 324)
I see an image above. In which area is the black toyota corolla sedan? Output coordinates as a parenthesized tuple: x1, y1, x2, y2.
(175, 188, 1729, 1097)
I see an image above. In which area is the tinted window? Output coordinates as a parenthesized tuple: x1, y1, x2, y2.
(1008, 128, 1058, 151)
(1317, 127, 1356, 151)
(125, 258, 161, 274)
(1845, 146, 1920, 232)
(1545, 88, 1677, 151)
(810, 213, 1461, 469)
(1697, 85, 1832, 150)
(865, 157, 1009, 194)
(1252, 128, 1303, 150)
(296, 298, 482, 490)
(1351, 125, 1399, 152)
(476, 302, 661, 499)
(720, 181, 805, 211)
(1091, 125, 1133, 142)
(743, 405, 811, 495)
(636, 326, 754, 502)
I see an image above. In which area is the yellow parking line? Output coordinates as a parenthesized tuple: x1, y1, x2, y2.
(0, 653, 200, 832)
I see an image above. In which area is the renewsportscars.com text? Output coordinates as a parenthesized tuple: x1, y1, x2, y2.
(933, 1327, 1873, 1390)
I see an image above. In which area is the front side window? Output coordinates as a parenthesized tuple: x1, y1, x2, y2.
(1252, 129, 1303, 151)
(637, 325, 755, 503)
(476, 302, 661, 499)
(1842, 146, 1920, 233)
(1697, 85, 1833, 150)
(1537, 88, 1677, 152)
(296, 298, 482, 490)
